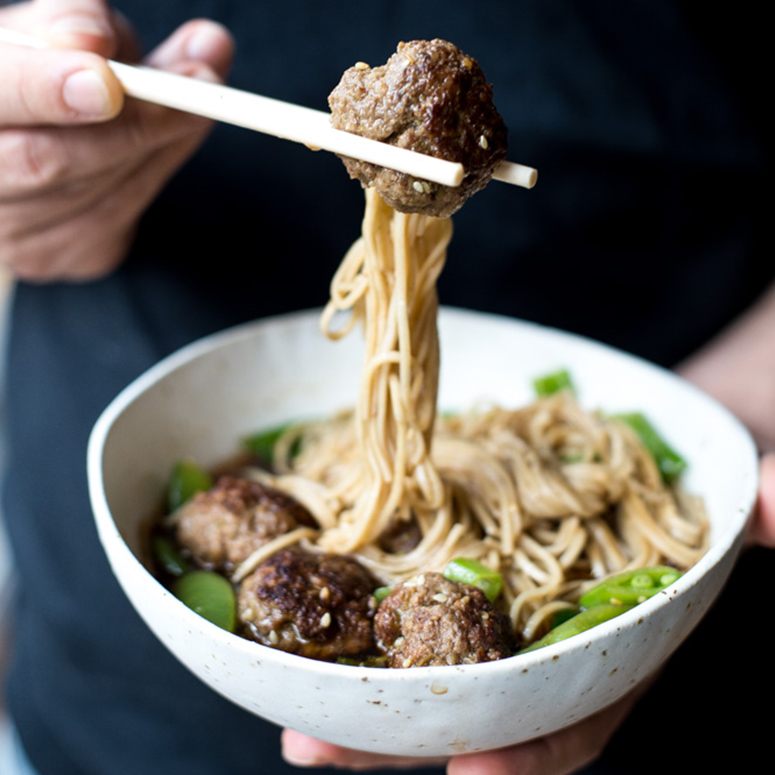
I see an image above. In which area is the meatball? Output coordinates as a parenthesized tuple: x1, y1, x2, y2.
(328, 39, 508, 217)
(175, 476, 317, 572)
(237, 547, 379, 661)
(374, 572, 514, 667)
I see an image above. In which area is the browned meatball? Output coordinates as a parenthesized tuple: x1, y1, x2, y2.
(175, 476, 317, 572)
(328, 39, 508, 217)
(374, 572, 514, 667)
(237, 547, 379, 661)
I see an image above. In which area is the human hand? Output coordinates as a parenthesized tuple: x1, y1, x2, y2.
(280, 680, 644, 775)
(674, 282, 775, 549)
(0, 0, 234, 281)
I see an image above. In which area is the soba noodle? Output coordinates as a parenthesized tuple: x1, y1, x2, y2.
(244, 187, 708, 643)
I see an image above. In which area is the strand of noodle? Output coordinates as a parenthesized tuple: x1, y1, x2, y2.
(241, 470, 341, 530)
(433, 437, 520, 554)
(231, 527, 319, 583)
(619, 490, 706, 567)
(522, 600, 579, 643)
(584, 517, 629, 573)
(251, 186, 711, 647)
(557, 522, 591, 569)
(613, 503, 662, 570)
(531, 516, 581, 555)
(518, 533, 567, 587)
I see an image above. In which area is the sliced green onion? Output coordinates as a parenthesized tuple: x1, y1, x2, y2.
(442, 557, 503, 603)
(612, 412, 687, 483)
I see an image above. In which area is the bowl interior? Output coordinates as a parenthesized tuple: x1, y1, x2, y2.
(87, 307, 759, 756)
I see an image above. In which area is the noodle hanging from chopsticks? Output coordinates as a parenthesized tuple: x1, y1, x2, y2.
(248, 188, 708, 643)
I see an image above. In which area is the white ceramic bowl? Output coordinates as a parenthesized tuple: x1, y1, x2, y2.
(87, 307, 758, 757)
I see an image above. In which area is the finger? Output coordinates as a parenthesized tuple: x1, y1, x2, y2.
(448, 689, 642, 775)
(145, 19, 235, 78)
(0, 113, 210, 282)
(0, 44, 123, 124)
(31, 0, 118, 57)
(281, 729, 448, 771)
(748, 453, 775, 549)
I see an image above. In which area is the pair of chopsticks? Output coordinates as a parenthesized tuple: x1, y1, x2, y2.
(0, 26, 537, 190)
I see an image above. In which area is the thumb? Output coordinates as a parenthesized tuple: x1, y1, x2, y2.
(0, 44, 123, 125)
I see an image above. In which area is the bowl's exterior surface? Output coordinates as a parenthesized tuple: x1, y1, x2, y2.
(88, 308, 758, 756)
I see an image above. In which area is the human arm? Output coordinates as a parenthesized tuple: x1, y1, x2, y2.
(676, 280, 775, 547)
(0, 0, 234, 281)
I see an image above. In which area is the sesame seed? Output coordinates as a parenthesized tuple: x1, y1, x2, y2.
(320, 586, 331, 602)
(354, 61, 370, 70)
(479, 135, 489, 149)
(320, 612, 332, 628)
(268, 630, 279, 645)
(412, 181, 425, 194)
(432, 593, 448, 603)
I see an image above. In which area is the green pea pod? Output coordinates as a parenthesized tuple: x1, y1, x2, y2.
(373, 586, 393, 605)
(579, 566, 682, 608)
(167, 459, 213, 513)
(442, 557, 503, 603)
(612, 412, 687, 483)
(173, 570, 237, 633)
(243, 422, 293, 463)
(151, 535, 190, 578)
(337, 655, 388, 668)
(521, 603, 631, 653)
(533, 368, 576, 397)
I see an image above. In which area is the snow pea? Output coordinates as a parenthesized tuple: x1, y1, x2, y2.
(612, 412, 686, 483)
(520, 603, 631, 653)
(578, 566, 682, 608)
(533, 368, 576, 397)
(173, 570, 237, 633)
(167, 459, 213, 513)
(151, 535, 190, 578)
(442, 557, 503, 602)
(243, 421, 304, 464)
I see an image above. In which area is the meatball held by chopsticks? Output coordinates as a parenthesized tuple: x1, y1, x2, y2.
(329, 39, 508, 217)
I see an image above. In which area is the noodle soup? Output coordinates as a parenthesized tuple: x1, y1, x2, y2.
(148, 191, 709, 666)
(88, 306, 757, 756)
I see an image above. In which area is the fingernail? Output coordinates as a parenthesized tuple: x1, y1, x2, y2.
(62, 70, 112, 116)
(185, 25, 223, 61)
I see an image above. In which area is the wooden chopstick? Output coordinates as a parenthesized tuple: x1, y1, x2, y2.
(0, 26, 537, 189)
